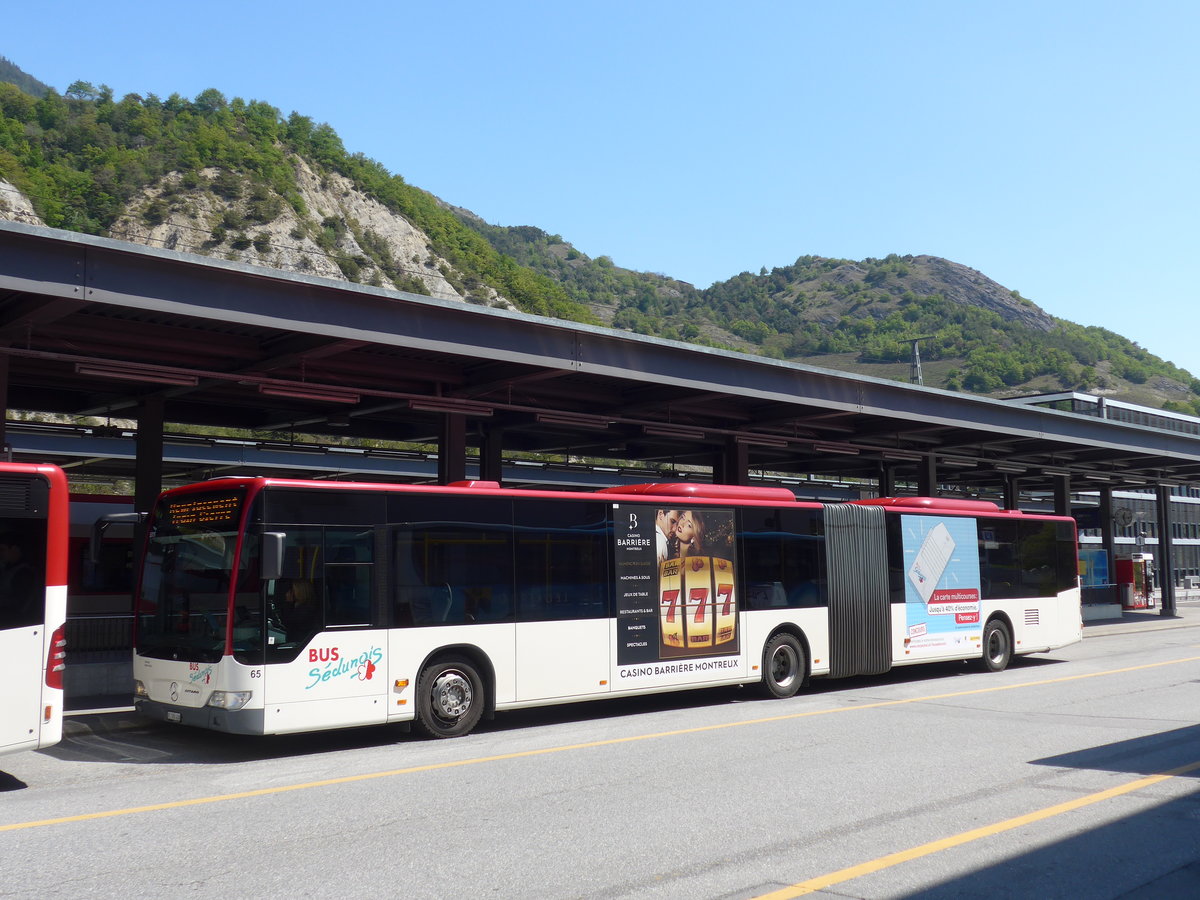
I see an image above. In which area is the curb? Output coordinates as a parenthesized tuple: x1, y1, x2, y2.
(61, 705, 143, 736)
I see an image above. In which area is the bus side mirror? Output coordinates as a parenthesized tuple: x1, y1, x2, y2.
(89, 512, 145, 564)
(261, 532, 286, 581)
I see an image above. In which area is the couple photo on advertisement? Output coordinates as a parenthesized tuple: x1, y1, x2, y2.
(654, 508, 706, 564)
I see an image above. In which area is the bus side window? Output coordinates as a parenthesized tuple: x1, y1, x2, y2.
(326, 564, 371, 626)
(514, 500, 610, 622)
(324, 528, 374, 627)
(1056, 522, 1079, 593)
(738, 508, 826, 609)
(0, 520, 44, 629)
(390, 522, 514, 627)
(1015, 521, 1062, 599)
(978, 522, 1018, 600)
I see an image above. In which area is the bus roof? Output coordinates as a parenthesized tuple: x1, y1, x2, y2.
(155, 476, 810, 507)
(853, 496, 1002, 513)
(154, 476, 1070, 520)
(852, 496, 1074, 521)
(593, 482, 800, 503)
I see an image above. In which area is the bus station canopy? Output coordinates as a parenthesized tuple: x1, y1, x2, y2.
(2, 219, 1199, 493)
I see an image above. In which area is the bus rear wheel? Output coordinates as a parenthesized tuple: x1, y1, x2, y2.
(980, 619, 1012, 672)
(415, 656, 485, 738)
(761, 633, 806, 698)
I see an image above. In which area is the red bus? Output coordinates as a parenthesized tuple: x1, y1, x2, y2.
(132, 478, 1081, 738)
(0, 462, 68, 756)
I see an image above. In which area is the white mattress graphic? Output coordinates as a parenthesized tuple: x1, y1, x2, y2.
(907, 522, 955, 603)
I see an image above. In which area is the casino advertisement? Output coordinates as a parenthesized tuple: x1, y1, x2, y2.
(901, 514, 982, 655)
(613, 505, 740, 671)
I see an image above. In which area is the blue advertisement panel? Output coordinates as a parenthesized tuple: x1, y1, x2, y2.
(1078, 547, 1109, 588)
(901, 514, 981, 657)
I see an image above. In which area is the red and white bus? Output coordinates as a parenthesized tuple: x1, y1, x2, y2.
(0, 462, 68, 757)
(132, 478, 1081, 738)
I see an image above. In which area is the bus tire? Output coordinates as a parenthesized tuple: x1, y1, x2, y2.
(761, 633, 805, 699)
(980, 619, 1012, 672)
(414, 656, 485, 738)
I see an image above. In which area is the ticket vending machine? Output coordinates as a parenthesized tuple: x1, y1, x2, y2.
(1115, 554, 1155, 609)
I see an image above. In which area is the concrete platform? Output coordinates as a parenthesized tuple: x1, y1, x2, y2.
(1082, 599, 1199, 637)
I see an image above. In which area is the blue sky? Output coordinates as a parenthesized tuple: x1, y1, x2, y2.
(8, 1, 1199, 377)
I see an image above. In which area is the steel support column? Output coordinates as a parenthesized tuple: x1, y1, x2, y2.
(0, 353, 8, 457)
(878, 464, 895, 499)
(1157, 484, 1177, 616)
(134, 396, 164, 515)
(918, 455, 937, 497)
(1003, 475, 1021, 511)
(716, 438, 749, 486)
(133, 396, 165, 558)
(479, 426, 503, 484)
(437, 413, 467, 485)
(1053, 474, 1071, 517)
(1099, 487, 1117, 588)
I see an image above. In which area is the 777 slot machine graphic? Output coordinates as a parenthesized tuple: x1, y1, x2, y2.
(659, 555, 739, 658)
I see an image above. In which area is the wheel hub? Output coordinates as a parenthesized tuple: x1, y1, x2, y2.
(772, 646, 797, 687)
(432, 671, 472, 718)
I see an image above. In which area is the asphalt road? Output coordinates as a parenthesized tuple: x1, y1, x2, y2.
(3, 611, 1198, 899)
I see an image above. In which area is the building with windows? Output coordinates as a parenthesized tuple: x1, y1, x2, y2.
(1010, 393, 1200, 592)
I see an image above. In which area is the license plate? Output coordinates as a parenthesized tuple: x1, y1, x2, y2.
(166, 711, 182, 724)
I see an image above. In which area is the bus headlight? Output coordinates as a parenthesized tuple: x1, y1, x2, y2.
(206, 691, 252, 711)
(134, 680, 148, 699)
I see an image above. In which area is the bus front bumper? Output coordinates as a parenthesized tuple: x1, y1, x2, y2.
(135, 698, 266, 735)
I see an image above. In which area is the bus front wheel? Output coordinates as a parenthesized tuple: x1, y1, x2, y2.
(761, 633, 806, 699)
(980, 619, 1012, 672)
(415, 656, 485, 738)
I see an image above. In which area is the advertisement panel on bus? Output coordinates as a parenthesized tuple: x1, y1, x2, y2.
(900, 514, 982, 659)
(612, 504, 744, 688)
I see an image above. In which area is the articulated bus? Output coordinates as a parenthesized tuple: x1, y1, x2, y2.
(132, 478, 1081, 738)
(0, 462, 68, 757)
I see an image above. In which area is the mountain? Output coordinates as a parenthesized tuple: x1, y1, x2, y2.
(453, 224, 1199, 413)
(1, 71, 1197, 416)
(0, 57, 49, 98)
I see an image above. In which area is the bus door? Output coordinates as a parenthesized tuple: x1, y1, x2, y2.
(261, 525, 386, 733)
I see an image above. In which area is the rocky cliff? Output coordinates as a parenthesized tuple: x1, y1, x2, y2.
(2, 164, 514, 309)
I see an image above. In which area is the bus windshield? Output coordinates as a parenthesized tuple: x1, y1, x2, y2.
(136, 490, 245, 663)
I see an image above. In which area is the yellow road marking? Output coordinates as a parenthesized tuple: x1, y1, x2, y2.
(755, 757, 1200, 899)
(3, 654, 1197, 833)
